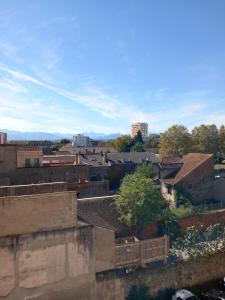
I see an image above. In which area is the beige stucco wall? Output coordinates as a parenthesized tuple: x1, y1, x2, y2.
(17, 150, 43, 168)
(0, 191, 76, 237)
(0, 225, 95, 300)
(95, 227, 115, 273)
(0, 146, 17, 174)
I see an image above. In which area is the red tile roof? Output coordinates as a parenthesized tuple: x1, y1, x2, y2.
(163, 153, 213, 185)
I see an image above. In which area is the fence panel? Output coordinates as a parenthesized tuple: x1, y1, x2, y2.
(115, 235, 169, 267)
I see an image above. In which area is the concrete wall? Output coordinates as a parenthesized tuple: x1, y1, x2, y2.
(68, 181, 109, 198)
(0, 225, 95, 300)
(96, 252, 225, 300)
(17, 150, 43, 168)
(0, 191, 76, 237)
(95, 227, 115, 273)
(0, 182, 67, 197)
(0, 146, 17, 175)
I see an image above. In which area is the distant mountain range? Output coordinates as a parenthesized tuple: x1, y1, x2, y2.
(1, 129, 122, 141)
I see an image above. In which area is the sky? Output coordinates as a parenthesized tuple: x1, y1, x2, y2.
(0, 0, 225, 135)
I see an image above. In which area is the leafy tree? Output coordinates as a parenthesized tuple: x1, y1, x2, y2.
(115, 173, 165, 229)
(219, 125, 225, 155)
(60, 138, 71, 144)
(135, 162, 157, 179)
(159, 125, 191, 157)
(191, 124, 219, 155)
(131, 141, 144, 152)
(145, 135, 160, 148)
(133, 130, 144, 144)
(112, 135, 132, 152)
(126, 285, 151, 300)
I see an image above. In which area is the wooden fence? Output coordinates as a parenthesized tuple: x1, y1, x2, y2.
(115, 235, 169, 267)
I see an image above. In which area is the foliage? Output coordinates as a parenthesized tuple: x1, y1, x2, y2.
(133, 130, 144, 144)
(170, 224, 225, 260)
(135, 162, 157, 179)
(192, 124, 219, 155)
(131, 141, 144, 152)
(60, 138, 71, 144)
(115, 173, 165, 229)
(112, 135, 132, 152)
(219, 125, 225, 155)
(171, 205, 195, 219)
(145, 135, 160, 149)
(159, 125, 192, 157)
(126, 285, 152, 300)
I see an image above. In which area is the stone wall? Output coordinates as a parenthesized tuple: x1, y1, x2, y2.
(0, 225, 95, 300)
(96, 252, 225, 299)
(0, 191, 76, 236)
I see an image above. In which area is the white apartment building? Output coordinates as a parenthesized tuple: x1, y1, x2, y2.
(131, 122, 148, 138)
(72, 134, 92, 147)
(0, 132, 7, 144)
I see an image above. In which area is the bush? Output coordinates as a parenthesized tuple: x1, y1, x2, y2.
(126, 285, 151, 300)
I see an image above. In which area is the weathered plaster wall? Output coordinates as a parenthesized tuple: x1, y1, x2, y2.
(0, 191, 76, 236)
(95, 227, 115, 273)
(0, 225, 95, 300)
(0, 182, 67, 197)
(96, 252, 225, 300)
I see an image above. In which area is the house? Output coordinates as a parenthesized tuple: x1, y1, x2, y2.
(159, 153, 214, 206)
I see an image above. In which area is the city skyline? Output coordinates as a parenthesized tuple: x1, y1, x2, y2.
(0, 0, 225, 134)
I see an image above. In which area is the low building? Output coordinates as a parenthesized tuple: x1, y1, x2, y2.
(17, 146, 43, 168)
(72, 134, 92, 147)
(159, 153, 214, 206)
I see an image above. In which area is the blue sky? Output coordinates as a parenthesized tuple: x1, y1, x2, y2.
(0, 0, 225, 134)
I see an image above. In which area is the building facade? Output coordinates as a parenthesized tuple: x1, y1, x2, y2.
(131, 122, 148, 138)
(72, 134, 92, 147)
(0, 132, 7, 144)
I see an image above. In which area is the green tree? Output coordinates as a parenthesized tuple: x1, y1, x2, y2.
(131, 141, 144, 152)
(219, 125, 225, 155)
(115, 173, 165, 229)
(133, 130, 144, 144)
(135, 162, 157, 179)
(60, 138, 71, 144)
(159, 125, 192, 157)
(112, 135, 132, 152)
(145, 135, 160, 148)
(191, 124, 219, 155)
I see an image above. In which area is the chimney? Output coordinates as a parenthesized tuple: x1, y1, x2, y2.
(74, 153, 80, 165)
(103, 152, 108, 162)
(93, 148, 95, 154)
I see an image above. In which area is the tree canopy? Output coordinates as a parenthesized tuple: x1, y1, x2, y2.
(191, 124, 219, 155)
(115, 173, 165, 229)
(159, 125, 191, 157)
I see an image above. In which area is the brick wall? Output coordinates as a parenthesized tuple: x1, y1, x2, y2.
(178, 209, 225, 232)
